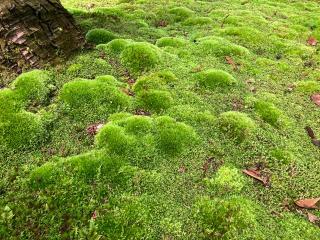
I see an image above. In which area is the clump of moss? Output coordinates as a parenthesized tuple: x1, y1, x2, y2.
(205, 165, 245, 194)
(156, 37, 187, 48)
(11, 70, 50, 104)
(96, 124, 135, 154)
(194, 196, 256, 239)
(0, 111, 44, 150)
(97, 39, 132, 54)
(198, 38, 249, 57)
(155, 116, 198, 154)
(136, 90, 173, 113)
(217, 111, 256, 141)
(196, 69, 237, 90)
(67, 55, 113, 79)
(85, 28, 117, 45)
(59, 76, 131, 122)
(95, 114, 197, 156)
(254, 100, 287, 127)
(133, 71, 177, 93)
(270, 148, 296, 165)
(97, 194, 154, 239)
(169, 7, 194, 22)
(0, 89, 23, 115)
(120, 42, 160, 74)
(183, 17, 213, 26)
(295, 80, 320, 93)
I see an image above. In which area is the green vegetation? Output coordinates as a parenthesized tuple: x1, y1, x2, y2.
(1, 0, 320, 239)
(120, 42, 161, 74)
(85, 28, 117, 44)
(196, 69, 237, 90)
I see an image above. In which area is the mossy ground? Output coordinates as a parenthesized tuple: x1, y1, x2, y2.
(1, 0, 320, 239)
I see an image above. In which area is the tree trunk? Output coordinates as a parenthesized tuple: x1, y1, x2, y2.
(0, 0, 84, 71)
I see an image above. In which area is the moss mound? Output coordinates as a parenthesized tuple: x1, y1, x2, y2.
(11, 70, 50, 104)
(196, 69, 237, 90)
(254, 100, 287, 127)
(97, 39, 132, 54)
(156, 37, 187, 48)
(295, 80, 320, 93)
(217, 111, 256, 141)
(169, 7, 194, 22)
(120, 42, 160, 74)
(133, 70, 177, 93)
(136, 90, 173, 113)
(0, 112, 44, 150)
(205, 165, 245, 194)
(59, 76, 131, 121)
(184, 17, 213, 26)
(194, 196, 256, 239)
(198, 38, 250, 57)
(95, 114, 197, 156)
(85, 28, 117, 45)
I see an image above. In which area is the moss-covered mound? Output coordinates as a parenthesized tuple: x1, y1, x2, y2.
(217, 111, 256, 141)
(194, 196, 256, 239)
(120, 42, 161, 74)
(97, 39, 132, 54)
(196, 69, 237, 90)
(0, 70, 50, 150)
(169, 7, 194, 22)
(59, 76, 131, 121)
(254, 100, 288, 127)
(86, 28, 117, 45)
(96, 114, 198, 156)
(184, 17, 213, 26)
(156, 37, 187, 48)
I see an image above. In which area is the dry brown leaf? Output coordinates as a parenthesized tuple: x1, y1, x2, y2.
(307, 36, 318, 46)
(225, 56, 237, 70)
(243, 169, 269, 186)
(295, 198, 320, 209)
(311, 94, 320, 106)
(307, 212, 319, 223)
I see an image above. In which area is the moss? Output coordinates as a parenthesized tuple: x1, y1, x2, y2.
(0, 111, 44, 150)
(270, 149, 296, 165)
(120, 42, 160, 74)
(155, 116, 197, 154)
(198, 38, 249, 57)
(296, 81, 320, 93)
(123, 116, 153, 135)
(85, 28, 117, 45)
(95, 75, 126, 87)
(97, 194, 154, 239)
(194, 196, 256, 239)
(29, 151, 124, 189)
(11, 70, 50, 103)
(183, 17, 213, 26)
(67, 56, 113, 79)
(167, 105, 216, 128)
(156, 37, 187, 48)
(136, 90, 173, 113)
(0, 89, 24, 115)
(196, 69, 237, 90)
(169, 7, 194, 22)
(217, 111, 256, 141)
(279, 213, 320, 239)
(133, 70, 177, 93)
(205, 165, 245, 194)
(95, 124, 135, 154)
(97, 39, 132, 54)
(254, 100, 287, 127)
(59, 77, 130, 121)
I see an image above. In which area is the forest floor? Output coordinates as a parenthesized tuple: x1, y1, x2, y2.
(1, 0, 320, 239)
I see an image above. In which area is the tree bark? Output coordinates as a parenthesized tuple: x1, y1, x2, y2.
(0, 0, 84, 71)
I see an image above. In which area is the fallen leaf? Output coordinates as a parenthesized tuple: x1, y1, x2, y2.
(311, 94, 320, 106)
(92, 210, 97, 220)
(121, 88, 135, 96)
(307, 36, 318, 46)
(305, 126, 316, 139)
(307, 212, 319, 223)
(178, 165, 187, 173)
(295, 198, 320, 209)
(86, 123, 104, 136)
(243, 168, 269, 186)
(135, 109, 151, 116)
(225, 56, 237, 70)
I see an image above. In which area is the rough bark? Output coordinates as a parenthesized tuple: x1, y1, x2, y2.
(0, 0, 84, 71)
